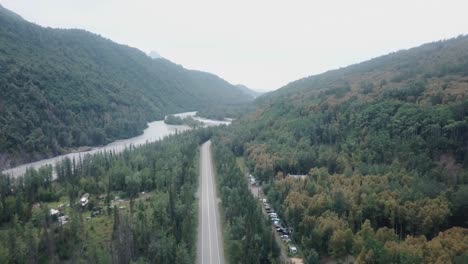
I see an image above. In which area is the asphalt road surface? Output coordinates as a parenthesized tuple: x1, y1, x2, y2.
(197, 141, 225, 264)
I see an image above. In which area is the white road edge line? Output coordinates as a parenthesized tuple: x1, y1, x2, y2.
(208, 142, 222, 263)
(201, 145, 205, 264)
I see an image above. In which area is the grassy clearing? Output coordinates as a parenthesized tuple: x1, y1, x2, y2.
(85, 214, 114, 246)
(235, 157, 247, 174)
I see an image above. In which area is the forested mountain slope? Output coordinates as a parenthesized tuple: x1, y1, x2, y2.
(259, 35, 468, 105)
(235, 84, 262, 99)
(219, 36, 468, 263)
(0, 5, 251, 168)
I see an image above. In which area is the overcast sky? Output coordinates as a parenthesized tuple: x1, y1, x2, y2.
(2, 0, 468, 91)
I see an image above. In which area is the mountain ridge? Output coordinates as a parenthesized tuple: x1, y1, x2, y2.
(235, 84, 262, 99)
(148, 50, 162, 59)
(259, 35, 468, 105)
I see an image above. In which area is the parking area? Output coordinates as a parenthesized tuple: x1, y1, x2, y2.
(247, 174, 303, 263)
(261, 197, 294, 248)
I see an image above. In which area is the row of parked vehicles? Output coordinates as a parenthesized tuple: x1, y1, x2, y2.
(262, 198, 298, 254)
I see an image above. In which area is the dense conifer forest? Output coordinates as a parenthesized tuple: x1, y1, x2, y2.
(0, 127, 283, 263)
(0, 132, 201, 263)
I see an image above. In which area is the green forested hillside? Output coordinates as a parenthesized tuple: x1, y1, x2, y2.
(0, 5, 251, 168)
(235, 84, 261, 99)
(217, 36, 468, 263)
(259, 35, 468, 105)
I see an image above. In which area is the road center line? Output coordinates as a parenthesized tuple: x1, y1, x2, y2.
(205, 145, 213, 264)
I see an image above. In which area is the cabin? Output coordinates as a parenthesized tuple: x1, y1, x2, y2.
(50, 209, 59, 216)
(287, 174, 307, 180)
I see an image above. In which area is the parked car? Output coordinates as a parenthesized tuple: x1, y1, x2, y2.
(289, 245, 298, 254)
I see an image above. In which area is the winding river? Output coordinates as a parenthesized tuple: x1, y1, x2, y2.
(1, 112, 230, 178)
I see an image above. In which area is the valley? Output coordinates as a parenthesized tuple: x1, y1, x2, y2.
(0, 2, 467, 264)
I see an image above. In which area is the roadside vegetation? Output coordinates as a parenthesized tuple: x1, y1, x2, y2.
(211, 136, 281, 263)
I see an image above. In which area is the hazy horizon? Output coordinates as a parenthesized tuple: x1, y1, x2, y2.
(3, 0, 468, 91)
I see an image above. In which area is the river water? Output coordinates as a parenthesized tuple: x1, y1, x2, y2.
(1, 112, 230, 178)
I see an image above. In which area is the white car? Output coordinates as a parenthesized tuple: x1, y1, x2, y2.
(289, 245, 298, 254)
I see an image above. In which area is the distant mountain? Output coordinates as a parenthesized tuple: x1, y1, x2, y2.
(0, 4, 252, 168)
(235, 84, 262, 99)
(148, 50, 162, 59)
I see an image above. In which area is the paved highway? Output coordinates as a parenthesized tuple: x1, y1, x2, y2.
(197, 141, 225, 264)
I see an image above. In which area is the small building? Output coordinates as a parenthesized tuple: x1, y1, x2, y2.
(50, 209, 59, 216)
(287, 174, 307, 180)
